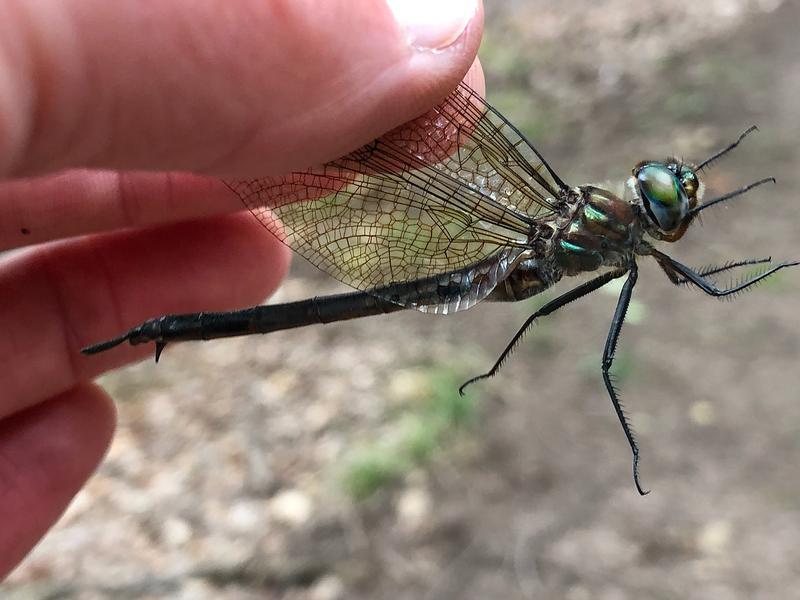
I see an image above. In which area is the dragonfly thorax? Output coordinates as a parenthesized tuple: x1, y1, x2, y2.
(553, 186, 639, 276)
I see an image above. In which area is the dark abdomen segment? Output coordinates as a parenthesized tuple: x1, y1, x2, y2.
(81, 290, 406, 355)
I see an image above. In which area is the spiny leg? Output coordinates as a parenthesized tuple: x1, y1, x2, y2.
(653, 250, 799, 297)
(601, 263, 648, 495)
(657, 257, 773, 287)
(682, 258, 773, 282)
(459, 268, 627, 396)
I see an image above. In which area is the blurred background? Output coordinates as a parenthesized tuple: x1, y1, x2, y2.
(5, 1, 799, 598)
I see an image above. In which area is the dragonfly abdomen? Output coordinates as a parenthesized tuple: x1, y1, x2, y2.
(487, 256, 562, 302)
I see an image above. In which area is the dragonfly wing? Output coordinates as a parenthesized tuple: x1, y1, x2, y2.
(414, 81, 566, 217)
(227, 82, 563, 312)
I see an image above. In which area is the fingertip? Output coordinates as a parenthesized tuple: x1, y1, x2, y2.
(213, 1, 485, 177)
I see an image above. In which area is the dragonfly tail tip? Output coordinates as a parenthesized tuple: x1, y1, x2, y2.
(80, 333, 131, 355)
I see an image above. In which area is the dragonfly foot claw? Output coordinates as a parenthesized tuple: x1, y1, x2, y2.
(633, 454, 650, 496)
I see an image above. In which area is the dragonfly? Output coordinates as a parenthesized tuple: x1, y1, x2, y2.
(83, 82, 798, 495)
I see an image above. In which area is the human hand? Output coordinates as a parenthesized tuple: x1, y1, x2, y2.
(0, 0, 483, 577)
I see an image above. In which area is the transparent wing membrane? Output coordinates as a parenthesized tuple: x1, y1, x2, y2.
(226, 83, 563, 311)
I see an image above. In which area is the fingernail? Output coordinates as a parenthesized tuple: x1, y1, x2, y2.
(386, 0, 478, 51)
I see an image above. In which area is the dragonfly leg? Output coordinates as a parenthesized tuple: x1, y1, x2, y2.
(653, 250, 799, 297)
(458, 267, 628, 396)
(676, 257, 773, 284)
(657, 257, 773, 287)
(601, 263, 649, 496)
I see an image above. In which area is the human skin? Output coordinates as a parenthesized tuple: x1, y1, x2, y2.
(0, 0, 484, 578)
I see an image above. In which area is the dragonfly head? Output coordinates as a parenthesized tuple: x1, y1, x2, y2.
(628, 159, 703, 242)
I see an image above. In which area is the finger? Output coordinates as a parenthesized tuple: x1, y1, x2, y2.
(0, 384, 115, 579)
(0, 212, 290, 418)
(0, 171, 236, 251)
(0, 58, 485, 252)
(2, 0, 483, 178)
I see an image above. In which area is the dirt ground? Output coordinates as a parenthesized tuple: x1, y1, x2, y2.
(5, 1, 800, 599)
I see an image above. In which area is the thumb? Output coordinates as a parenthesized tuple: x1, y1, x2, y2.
(1, 0, 483, 178)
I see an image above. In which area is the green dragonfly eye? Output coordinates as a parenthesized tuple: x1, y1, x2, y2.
(636, 163, 689, 232)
